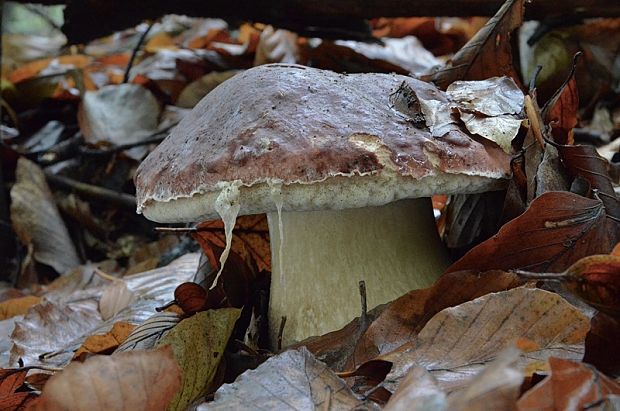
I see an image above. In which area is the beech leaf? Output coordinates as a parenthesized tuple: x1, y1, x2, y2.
(342, 270, 522, 369)
(447, 191, 620, 273)
(517, 357, 620, 411)
(32, 345, 181, 411)
(198, 347, 380, 411)
(516, 254, 620, 318)
(374, 288, 589, 394)
(431, 0, 525, 88)
(156, 308, 241, 411)
(10, 158, 80, 275)
(0, 369, 37, 409)
(193, 214, 271, 272)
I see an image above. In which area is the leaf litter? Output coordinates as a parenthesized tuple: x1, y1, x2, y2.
(1, 1, 620, 409)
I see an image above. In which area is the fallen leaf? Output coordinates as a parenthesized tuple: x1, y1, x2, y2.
(344, 270, 522, 369)
(541, 53, 580, 145)
(10, 158, 80, 275)
(445, 347, 522, 410)
(0, 296, 41, 320)
(156, 308, 241, 411)
(383, 367, 446, 411)
(193, 214, 271, 272)
(9, 299, 102, 367)
(584, 312, 620, 376)
(73, 321, 136, 361)
(254, 25, 298, 66)
(99, 280, 137, 320)
(447, 191, 620, 273)
(0, 369, 37, 410)
(371, 288, 588, 395)
(10, 254, 199, 367)
(8, 55, 92, 84)
(517, 357, 620, 411)
(333, 36, 443, 76)
(516, 253, 620, 318)
(554, 143, 620, 220)
(431, 0, 525, 88)
(115, 312, 181, 353)
(32, 345, 181, 411)
(198, 347, 380, 411)
(78, 83, 161, 147)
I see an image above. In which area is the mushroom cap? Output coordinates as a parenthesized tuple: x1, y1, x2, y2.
(135, 64, 512, 223)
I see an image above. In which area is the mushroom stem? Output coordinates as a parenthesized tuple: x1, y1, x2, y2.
(267, 197, 450, 347)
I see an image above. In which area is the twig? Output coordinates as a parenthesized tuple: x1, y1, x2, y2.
(44, 171, 136, 210)
(78, 129, 172, 157)
(155, 226, 198, 233)
(277, 316, 287, 352)
(358, 280, 368, 327)
(123, 20, 154, 83)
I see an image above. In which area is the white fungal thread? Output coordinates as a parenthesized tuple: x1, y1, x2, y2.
(212, 181, 241, 289)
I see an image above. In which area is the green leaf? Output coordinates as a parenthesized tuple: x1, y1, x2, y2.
(157, 308, 240, 411)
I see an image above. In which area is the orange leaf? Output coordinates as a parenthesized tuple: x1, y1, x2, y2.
(518, 254, 620, 318)
(0, 369, 37, 409)
(542, 53, 580, 145)
(193, 214, 271, 272)
(518, 357, 620, 410)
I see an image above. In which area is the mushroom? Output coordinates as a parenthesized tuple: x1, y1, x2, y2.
(135, 64, 513, 347)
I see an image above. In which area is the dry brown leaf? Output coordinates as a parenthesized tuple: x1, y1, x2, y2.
(555, 143, 620, 220)
(73, 321, 136, 361)
(0, 296, 41, 321)
(0, 368, 37, 409)
(431, 0, 524, 89)
(541, 54, 580, 145)
(446, 347, 522, 411)
(342, 270, 522, 369)
(198, 347, 379, 411)
(447, 191, 620, 273)
(517, 357, 620, 411)
(384, 347, 523, 411)
(10, 299, 102, 367)
(371, 288, 588, 395)
(193, 214, 271, 272)
(517, 254, 620, 318)
(32, 345, 181, 411)
(10, 158, 80, 275)
(383, 367, 446, 411)
(8, 55, 92, 84)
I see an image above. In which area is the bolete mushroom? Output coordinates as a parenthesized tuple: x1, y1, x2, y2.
(135, 64, 515, 347)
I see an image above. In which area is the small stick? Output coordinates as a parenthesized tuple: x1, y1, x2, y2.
(277, 316, 287, 352)
(359, 280, 368, 326)
(123, 21, 154, 83)
(45, 172, 136, 210)
(155, 227, 198, 233)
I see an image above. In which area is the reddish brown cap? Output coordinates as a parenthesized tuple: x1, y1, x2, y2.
(135, 64, 513, 223)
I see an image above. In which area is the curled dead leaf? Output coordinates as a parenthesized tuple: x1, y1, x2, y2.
(32, 345, 181, 411)
(517, 357, 620, 411)
(516, 253, 620, 317)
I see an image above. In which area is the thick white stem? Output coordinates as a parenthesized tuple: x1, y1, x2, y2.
(267, 197, 450, 347)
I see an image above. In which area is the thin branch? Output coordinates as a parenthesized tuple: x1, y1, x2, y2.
(44, 171, 136, 210)
(123, 20, 155, 83)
